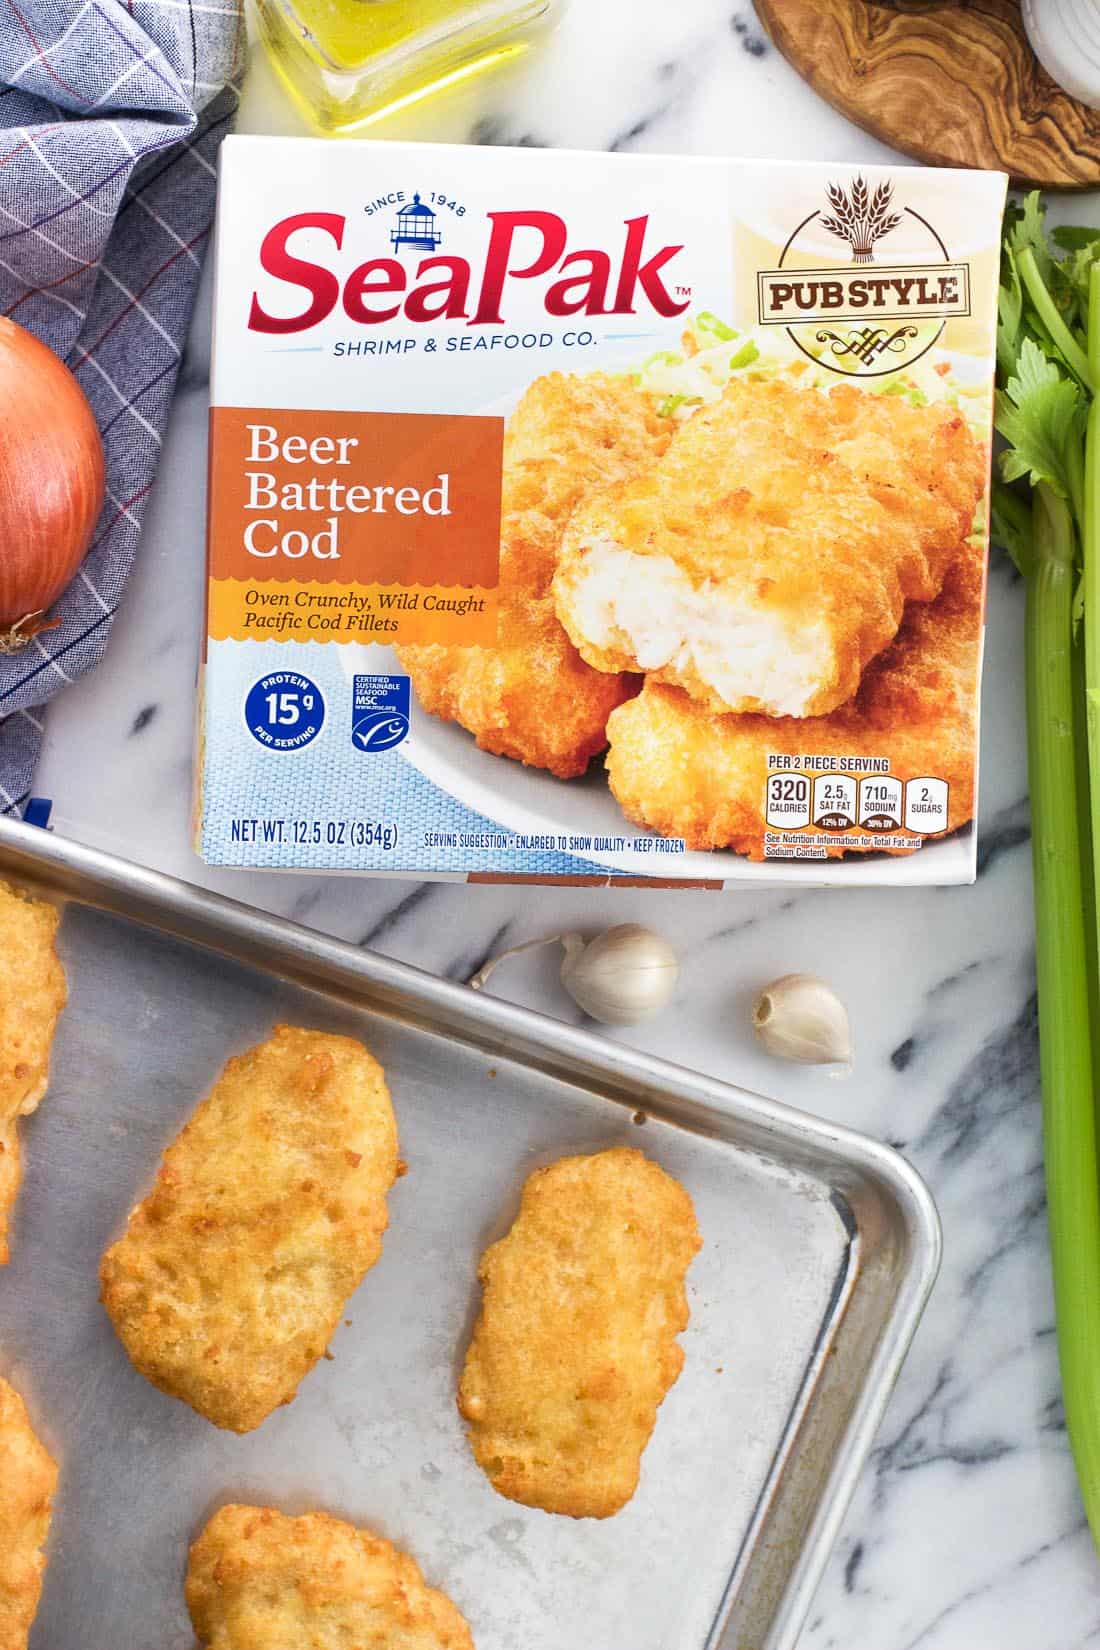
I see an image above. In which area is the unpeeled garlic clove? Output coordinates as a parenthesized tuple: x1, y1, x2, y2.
(559, 924, 679, 1025)
(469, 924, 678, 1026)
(752, 972, 852, 1067)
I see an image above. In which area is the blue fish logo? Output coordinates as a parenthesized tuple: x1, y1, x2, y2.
(352, 711, 409, 753)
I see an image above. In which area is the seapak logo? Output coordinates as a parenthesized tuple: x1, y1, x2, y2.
(247, 207, 690, 334)
(756, 176, 971, 376)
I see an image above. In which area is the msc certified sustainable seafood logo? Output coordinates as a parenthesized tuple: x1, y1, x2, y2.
(756, 176, 971, 377)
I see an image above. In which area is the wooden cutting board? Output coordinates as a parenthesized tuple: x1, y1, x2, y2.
(754, 0, 1100, 188)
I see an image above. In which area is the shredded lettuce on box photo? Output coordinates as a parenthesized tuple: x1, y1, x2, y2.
(634, 310, 990, 432)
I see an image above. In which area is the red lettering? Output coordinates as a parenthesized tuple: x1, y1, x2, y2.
(545, 250, 612, 316)
(248, 213, 344, 334)
(343, 259, 405, 323)
(612, 217, 687, 317)
(405, 256, 471, 322)
(472, 211, 569, 325)
(249, 208, 691, 332)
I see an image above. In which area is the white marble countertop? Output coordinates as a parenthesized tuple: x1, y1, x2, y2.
(28, 5, 1100, 1645)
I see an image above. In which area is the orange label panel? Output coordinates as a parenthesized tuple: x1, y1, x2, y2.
(209, 578, 497, 645)
(208, 406, 503, 589)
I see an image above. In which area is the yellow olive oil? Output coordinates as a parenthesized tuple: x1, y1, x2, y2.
(255, 0, 560, 133)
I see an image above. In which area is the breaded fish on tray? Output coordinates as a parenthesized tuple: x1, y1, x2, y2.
(0, 880, 66, 1265)
(0, 1375, 57, 1650)
(396, 372, 672, 778)
(605, 540, 984, 858)
(554, 378, 985, 719)
(100, 1024, 398, 1434)
(459, 1146, 701, 1519)
(187, 1504, 475, 1650)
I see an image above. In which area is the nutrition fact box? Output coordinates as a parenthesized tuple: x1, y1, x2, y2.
(765, 758, 950, 847)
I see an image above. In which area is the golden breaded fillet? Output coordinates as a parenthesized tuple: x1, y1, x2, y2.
(605, 541, 984, 858)
(554, 379, 986, 718)
(459, 1146, 701, 1519)
(0, 880, 66, 1265)
(186, 1504, 474, 1650)
(0, 1375, 57, 1650)
(496, 370, 668, 523)
(397, 373, 672, 778)
(100, 1024, 398, 1433)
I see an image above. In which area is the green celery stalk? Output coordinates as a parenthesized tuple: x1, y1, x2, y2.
(1071, 626, 1099, 1067)
(1017, 247, 1094, 388)
(1085, 266, 1100, 967)
(997, 193, 1100, 1551)
(1028, 481, 1100, 1542)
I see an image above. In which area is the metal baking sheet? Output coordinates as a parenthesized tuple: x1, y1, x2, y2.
(0, 819, 940, 1650)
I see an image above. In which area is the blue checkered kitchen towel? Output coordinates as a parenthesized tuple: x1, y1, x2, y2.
(0, 0, 242, 817)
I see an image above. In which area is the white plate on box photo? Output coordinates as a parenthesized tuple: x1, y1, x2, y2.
(345, 659, 977, 884)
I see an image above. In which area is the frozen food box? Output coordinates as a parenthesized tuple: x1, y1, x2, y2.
(196, 135, 1007, 885)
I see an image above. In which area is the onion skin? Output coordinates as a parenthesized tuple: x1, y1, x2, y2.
(0, 318, 105, 651)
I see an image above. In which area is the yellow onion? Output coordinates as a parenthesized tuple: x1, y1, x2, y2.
(0, 318, 105, 651)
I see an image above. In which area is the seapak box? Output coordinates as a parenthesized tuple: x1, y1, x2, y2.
(195, 136, 1006, 885)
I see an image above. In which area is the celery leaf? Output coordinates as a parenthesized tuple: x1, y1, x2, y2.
(996, 338, 1085, 501)
(998, 246, 1024, 378)
(1010, 191, 1057, 289)
(1055, 243, 1100, 323)
(1052, 226, 1100, 252)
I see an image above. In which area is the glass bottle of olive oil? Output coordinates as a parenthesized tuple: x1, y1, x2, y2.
(255, 0, 563, 132)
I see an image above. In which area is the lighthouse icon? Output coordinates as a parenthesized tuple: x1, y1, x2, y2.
(391, 193, 442, 253)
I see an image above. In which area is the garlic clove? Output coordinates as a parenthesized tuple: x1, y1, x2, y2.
(752, 972, 852, 1067)
(561, 923, 678, 1025)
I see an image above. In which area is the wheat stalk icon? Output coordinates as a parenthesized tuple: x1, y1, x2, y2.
(819, 176, 902, 264)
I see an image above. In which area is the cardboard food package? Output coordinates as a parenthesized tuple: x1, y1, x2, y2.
(196, 135, 1006, 885)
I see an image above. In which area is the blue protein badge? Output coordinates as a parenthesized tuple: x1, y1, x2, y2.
(244, 671, 325, 750)
(352, 674, 410, 754)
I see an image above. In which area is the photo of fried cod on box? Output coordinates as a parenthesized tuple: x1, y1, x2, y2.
(606, 538, 984, 857)
(397, 370, 672, 778)
(553, 378, 985, 720)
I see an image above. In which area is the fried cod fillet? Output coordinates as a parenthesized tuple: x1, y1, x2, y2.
(0, 880, 66, 1264)
(0, 1375, 56, 1650)
(459, 1146, 701, 1519)
(605, 540, 984, 858)
(186, 1505, 474, 1650)
(396, 373, 672, 778)
(554, 379, 985, 718)
(100, 1024, 398, 1433)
